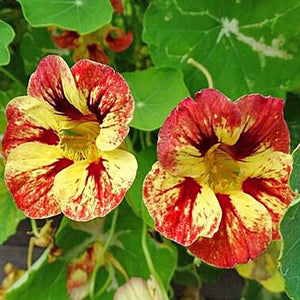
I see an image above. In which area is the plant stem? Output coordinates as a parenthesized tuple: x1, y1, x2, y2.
(187, 58, 214, 89)
(30, 219, 40, 238)
(0, 67, 25, 88)
(139, 130, 146, 150)
(94, 262, 114, 299)
(141, 222, 169, 300)
(89, 207, 119, 299)
(145, 131, 152, 147)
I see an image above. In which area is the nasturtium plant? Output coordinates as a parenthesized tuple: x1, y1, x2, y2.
(1, 1, 300, 299)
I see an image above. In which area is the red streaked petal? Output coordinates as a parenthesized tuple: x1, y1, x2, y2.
(158, 89, 242, 177)
(143, 162, 222, 246)
(233, 94, 290, 159)
(28, 55, 89, 120)
(71, 60, 134, 151)
(2, 96, 60, 160)
(4, 143, 73, 218)
(188, 192, 272, 268)
(241, 150, 294, 239)
(53, 149, 137, 221)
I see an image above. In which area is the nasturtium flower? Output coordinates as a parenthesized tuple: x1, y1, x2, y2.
(2, 55, 137, 221)
(110, 0, 124, 14)
(143, 89, 294, 268)
(103, 26, 133, 53)
(114, 276, 163, 300)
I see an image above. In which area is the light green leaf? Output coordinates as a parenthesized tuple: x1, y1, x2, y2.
(280, 196, 300, 300)
(0, 158, 25, 245)
(7, 250, 68, 300)
(0, 20, 15, 66)
(126, 146, 156, 228)
(18, 0, 113, 34)
(143, 0, 300, 99)
(123, 67, 190, 131)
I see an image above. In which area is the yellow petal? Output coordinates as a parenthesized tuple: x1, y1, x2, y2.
(53, 149, 137, 221)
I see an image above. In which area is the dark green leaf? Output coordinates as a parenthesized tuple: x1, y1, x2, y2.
(126, 145, 156, 228)
(242, 280, 289, 300)
(143, 0, 300, 99)
(123, 67, 190, 131)
(18, 0, 113, 34)
(290, 143, 300, 192)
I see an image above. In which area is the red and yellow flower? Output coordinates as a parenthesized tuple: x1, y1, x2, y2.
(143, 89, 294, 268)
(2, 55, 137, 221)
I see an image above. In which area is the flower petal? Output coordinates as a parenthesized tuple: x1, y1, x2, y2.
(4, 143, 73, 218)
(241, 150, 294, 239)
(53, 149, 137, 221)
(28, 55, 90, 120)
(143, 162, 222, 246)
(71, 60, 134, 151)
(188, 192, 272, 268)
(233, 94, 290, 159)
(158, 89, 242, 177)
(2, 96, 60, 160)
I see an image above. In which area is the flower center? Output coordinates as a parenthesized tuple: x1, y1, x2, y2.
(59, 124, 100, 161)
(204, 143, 241, 193)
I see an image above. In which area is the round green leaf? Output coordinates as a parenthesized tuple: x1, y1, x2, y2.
(143, 0, 300, 99)
(123, 67, 190, 131)
(0, 20, 15, 66)
(280, 197, 300, 300)
(18, 0, 113, 34)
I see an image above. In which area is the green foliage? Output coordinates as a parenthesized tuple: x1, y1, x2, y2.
(126, 145, 156, 227)
(18, 0, 113, 34)
(290, 144, 300, 192)
(143, 0, 300, 99)
(7, 251, 68, 300)
(242, 280, 289, 300)
(280, 197, 300, 300)
(0, 20, 15, 66)
(123, 67, 190, 131)
(285, 93, 300, 151)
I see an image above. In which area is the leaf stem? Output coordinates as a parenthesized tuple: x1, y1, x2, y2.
(89, 207, 119, 299)
(187, 58, 214, 89)
(30, 219, 40, 238)
(0, 67, 25, 89)
(141, 222, 169, 300)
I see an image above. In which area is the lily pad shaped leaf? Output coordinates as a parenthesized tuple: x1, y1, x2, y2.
(123, 66, 190, 131)
(143, 0, 300, 99)
(0, 20, 15, 66)
(18, 0, 113, 34)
